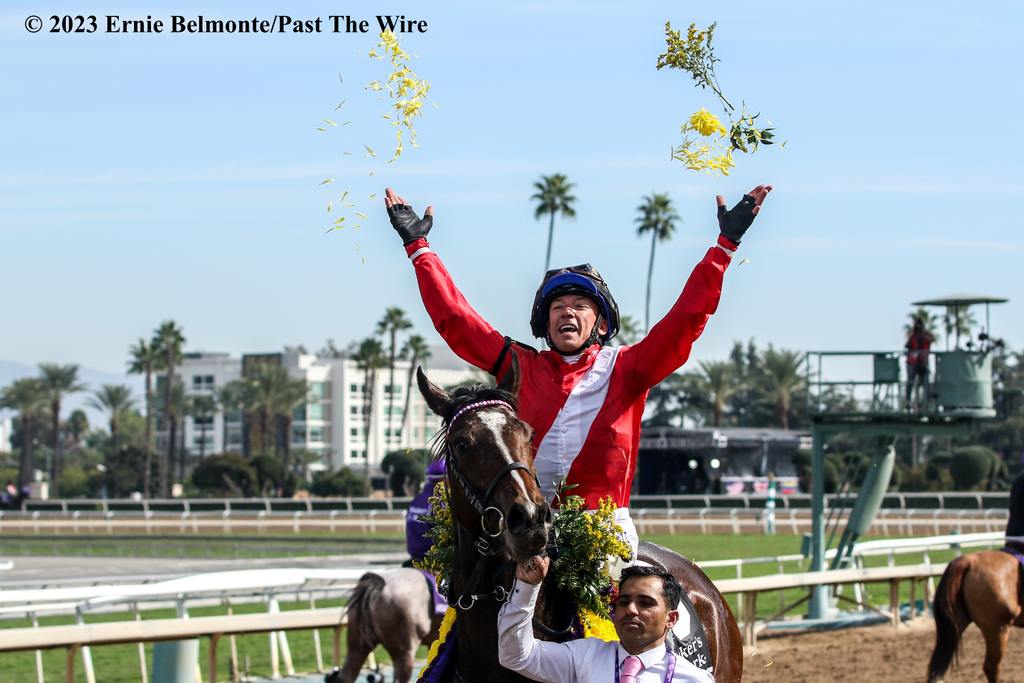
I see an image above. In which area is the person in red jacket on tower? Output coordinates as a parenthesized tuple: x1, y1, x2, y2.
(385, 184, 772, 556)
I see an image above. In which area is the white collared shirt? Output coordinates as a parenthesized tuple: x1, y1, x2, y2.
(497, 580, 714, 683)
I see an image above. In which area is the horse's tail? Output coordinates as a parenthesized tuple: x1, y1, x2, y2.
(927, 555, 972, 683)
(346, 572, 387, 651)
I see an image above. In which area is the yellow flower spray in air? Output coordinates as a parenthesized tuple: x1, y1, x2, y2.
(369, 30, 432, 162)
(658, 21, 780, 176)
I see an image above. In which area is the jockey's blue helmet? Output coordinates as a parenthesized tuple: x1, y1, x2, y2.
(530, 263, 620, 344)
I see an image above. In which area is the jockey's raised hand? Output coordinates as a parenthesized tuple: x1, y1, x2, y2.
(385, 187, 433, 245)
(515, 555, 550, 585)
(716, 184, 773, 245)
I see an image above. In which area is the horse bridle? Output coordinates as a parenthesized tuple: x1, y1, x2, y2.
(443, 399, 539, 612)
(445, 399, 535, 554)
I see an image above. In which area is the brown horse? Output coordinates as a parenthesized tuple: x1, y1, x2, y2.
(417, 359, 743, 682)
(927, 550, 1024, 683)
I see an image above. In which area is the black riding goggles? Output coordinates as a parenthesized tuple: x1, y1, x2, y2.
(543, 263, 608, 286)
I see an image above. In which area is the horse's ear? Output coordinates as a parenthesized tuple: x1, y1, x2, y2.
(497, 353, 520, 396)
(417, 366, 453, 418)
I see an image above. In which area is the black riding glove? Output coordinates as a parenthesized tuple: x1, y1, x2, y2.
(717, 194, 757, 245)
(387, 204, 433, 245)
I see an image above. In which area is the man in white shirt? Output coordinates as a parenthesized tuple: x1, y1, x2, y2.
(498, 556, 714, 682)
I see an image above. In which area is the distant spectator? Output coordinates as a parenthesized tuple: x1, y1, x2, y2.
(905, 318, 935, 409)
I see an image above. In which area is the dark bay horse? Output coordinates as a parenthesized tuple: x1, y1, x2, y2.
(417, 359, 743, 682)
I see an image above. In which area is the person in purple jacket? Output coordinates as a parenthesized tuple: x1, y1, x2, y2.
(404, 458, 446, 566)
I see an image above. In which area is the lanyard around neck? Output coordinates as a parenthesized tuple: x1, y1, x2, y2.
(613, 645, 677, 683)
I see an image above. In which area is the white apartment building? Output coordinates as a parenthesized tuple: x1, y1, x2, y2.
(157, 346, 482, 478)
(0, 414, 12, 453)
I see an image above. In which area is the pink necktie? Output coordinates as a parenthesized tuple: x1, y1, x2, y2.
(620, 655, 643, 683)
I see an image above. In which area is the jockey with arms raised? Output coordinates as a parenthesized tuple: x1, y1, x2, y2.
(385, 184, 771, 558)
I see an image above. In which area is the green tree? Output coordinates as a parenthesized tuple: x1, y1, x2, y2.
(381, 448, 429, 496)
(128, 338, 163, 498)
(904, 307, 941, 339)
(152, 321, 185, 497)
(310, 467, 368, 497)
(350, 337, 386, 487)
(400, 334, 431, 445)
(189, 393, 218, 460)
(87, 384, 136, 449)
(634, 193, 679, 332)
(191, 453, 256, 497)
(691, 360, 739, 427)
(377, 307, 413, 449)
(614, 314, 643, 347)
(758, 347, 805, 430)
(38, 363, 86, 497)
(942, 306, 977, 349)
(275, 376, 308, 474)
(949, 446, 1001, 490)
(65, 409, 90, 452)
(0, 378, 47, 490)
(532, 173, 577, 272)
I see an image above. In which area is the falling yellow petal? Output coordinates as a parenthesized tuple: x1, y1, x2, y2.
(738, 258, 751, 266)
(363, 145, 376, 157)
(315, 127, 327, 132)
(355, 212, 368, 219)
(368, 193, 377, 199)
(327, 201, 333, 213)
(323, 119, 337, 126)
(343, 121, 352, 125)
(319, 178, 334, 186)
(343, 151, 353, 156)
(342, 202, 355, 208)
(340, 191, 349, 202)
(335, 99, 346, 110)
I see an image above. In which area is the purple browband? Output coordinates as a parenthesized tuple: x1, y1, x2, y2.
(448, 400, 515, 428)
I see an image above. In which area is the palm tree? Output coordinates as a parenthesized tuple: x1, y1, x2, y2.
(243, 362, 292, 456)
(532, 173, 577, 272)
(0, 378, 47, 490)
(65, 409, 90, 453)
(759, 347, 805, 430)
(694, 360, 739, 427)
(635, 193, 680, 332)
(943, 306, 978, 349)
(188, 393, 218, 460)
(400, 334, 431, 445)
(152, 321, 185, 496)
(217, 381, 246, 454)
(904, 308, 941, 339)
(38, 363, 86, 497)
(376, 307, 413, 447)
(87, 384, 136, 449)
(275, 377, 309, 475)
(157, 382, 189, 484)
(350, 337, 386, 486)
(128, 338, 163, 498)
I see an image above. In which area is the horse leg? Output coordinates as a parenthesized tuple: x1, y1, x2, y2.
(981, 624, 1009, 683)
(335, 629, 375, 683)
(388, 645, 417, 683)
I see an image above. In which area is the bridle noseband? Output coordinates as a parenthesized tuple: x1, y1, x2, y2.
(445, 399, 535, 546)
(443, 398, 540, 612)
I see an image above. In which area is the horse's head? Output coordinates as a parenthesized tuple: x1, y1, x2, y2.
(417, 357, 550, 561)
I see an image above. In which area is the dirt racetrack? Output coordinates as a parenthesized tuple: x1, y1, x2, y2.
(741, 618, 1024, 682)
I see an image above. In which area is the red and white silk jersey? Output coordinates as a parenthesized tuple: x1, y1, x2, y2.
(404, 236, 736, 511)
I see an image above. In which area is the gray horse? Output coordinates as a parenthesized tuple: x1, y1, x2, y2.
(333, 568, 443, 683)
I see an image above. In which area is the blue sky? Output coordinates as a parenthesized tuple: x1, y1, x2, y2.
(2, 0, 1022, 379)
